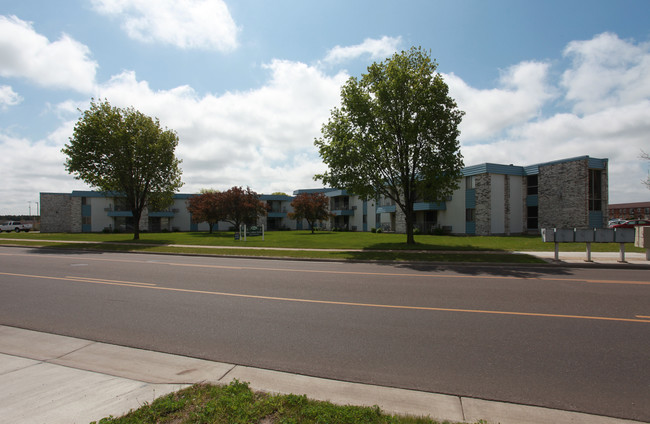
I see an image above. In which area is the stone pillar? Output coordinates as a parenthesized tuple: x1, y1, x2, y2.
(475, 174, 491, 236)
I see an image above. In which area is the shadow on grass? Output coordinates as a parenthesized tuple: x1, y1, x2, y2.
(360, 242, 498, 252)
(23, 242, 170, 255)
(337, 250, 573, 278)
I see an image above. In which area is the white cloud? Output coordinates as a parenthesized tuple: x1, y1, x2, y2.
(4, 32, 650, 214)
(0, 15, 97, 93)
(0, 126, 86, 215)
(562, 32, 650, 115)
(458, 33, 650, 203)
(0, 85, 22, 109)
(90, 0, 239, 51)
(94, 59, 347, 193)
(447, 61, 555, 142)
(324, 36, 401, 64)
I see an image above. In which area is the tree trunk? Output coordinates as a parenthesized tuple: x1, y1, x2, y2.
(404, 203, 416, 245)
(132, 208, 142, 240)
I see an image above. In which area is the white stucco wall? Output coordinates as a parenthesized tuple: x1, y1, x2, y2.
(438, 184, 466, 233)
(90, 197, 113, 231)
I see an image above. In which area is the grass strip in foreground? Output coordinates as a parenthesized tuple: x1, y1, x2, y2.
(92, 380, 469, 424)
(0, 239, 544, 263)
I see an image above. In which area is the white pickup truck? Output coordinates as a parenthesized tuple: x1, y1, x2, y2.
(0, 221, 32, 232)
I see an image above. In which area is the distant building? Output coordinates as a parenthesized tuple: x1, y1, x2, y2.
(608, 201, 650, 221)
(40, 155, 608, 235)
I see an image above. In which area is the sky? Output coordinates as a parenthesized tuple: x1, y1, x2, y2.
(1, 0, 650, 216)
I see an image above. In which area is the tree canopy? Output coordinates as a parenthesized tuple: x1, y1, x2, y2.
(187, 186, 268, 232)
(187, 190, 222, 233)
(63, 99, 183, 239)
(288, 192, 332, 233)
(314, 47, 464, 244)
(218, 186, 268, 230)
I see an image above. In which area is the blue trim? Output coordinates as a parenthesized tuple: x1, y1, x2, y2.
(463, 156, 608, 177)
(588, 158, 607, 169)
(414, 202, 446, 211)
(462, 163, 524, 177)
(376, 205, 396, 214)
(149, 211, 174, 217)
(589, 211, 604, 228)
(81, 205, 91, 217)
(260, 194, 294, 201)
(465, 189, 476, 208)
(82, 224, 92, 232)
(108, 211, 133, 217)
(465, 222, 476, 234)
(526, 195, 538, 207)
(325, 189, 349, 197)
(292, 188, 337, 195)
(268, 212, 287, 218)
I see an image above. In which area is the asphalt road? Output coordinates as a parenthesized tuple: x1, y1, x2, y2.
(0, 246, 648, 421)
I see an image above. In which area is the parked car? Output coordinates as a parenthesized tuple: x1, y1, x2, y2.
(611, 219, 650, 228)
(608, 218, 627, 227)
(0, 221, 33, 232)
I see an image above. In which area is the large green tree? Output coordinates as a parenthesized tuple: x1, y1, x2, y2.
(63, 99, 183, 240)
(315, 47, 464, 244)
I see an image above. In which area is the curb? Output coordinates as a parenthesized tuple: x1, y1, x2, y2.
(0, 326, 646, 424)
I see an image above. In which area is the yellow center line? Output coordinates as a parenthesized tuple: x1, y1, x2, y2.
(2, 271, 649, 324)
(65, 276, 158, 286)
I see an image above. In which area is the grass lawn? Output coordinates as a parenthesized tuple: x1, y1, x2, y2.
(0, 230, 643, 263)
(0, 229, 642, 252)
(92, 380, 467, 424)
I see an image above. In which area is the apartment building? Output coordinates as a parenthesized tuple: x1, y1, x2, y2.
(41, 155, 608, 235)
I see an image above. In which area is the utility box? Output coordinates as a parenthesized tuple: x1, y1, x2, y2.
(594, 228, 615, 243)
(615, 228, 635, 243)
(555, 229, 575, 243)
(574, 229, 595, 242)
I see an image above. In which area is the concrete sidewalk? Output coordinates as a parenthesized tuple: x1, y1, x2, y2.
(519, 250, 649, 266)
(0, 326, 646, 424)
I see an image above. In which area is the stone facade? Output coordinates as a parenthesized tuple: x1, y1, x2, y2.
(474, 174, 491, 236)
(538, 160, 589, 229)
(40, 193, 73, 233)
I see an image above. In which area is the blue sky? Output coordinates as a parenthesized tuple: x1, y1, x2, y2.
(1, 0, 649, 215)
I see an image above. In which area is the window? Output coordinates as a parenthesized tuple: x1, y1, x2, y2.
(527, 206, 538, 229)
(465, 208, 475, 222)
(466, 176, 475, 189)
(527, 175, 538, 195)
(589, 169, 602, 211)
